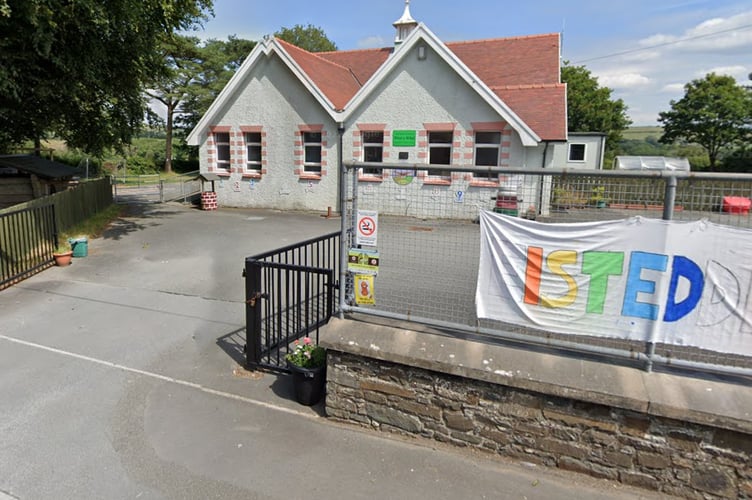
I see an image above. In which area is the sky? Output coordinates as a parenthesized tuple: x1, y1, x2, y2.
(188, 0, 752, 126)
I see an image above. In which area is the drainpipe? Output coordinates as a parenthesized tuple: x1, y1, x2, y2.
(337, 122, 347, 319)
(536, 141, 550, 216)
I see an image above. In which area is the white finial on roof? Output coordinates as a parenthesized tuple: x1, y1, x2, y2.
(393, 0, 418, 46)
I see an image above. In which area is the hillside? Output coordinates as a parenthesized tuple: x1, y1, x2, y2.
(621, 126, 663, 141)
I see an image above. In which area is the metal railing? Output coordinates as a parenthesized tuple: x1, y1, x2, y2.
(0, 204, 57, 289)
(339, 162, 752, 378)
(244, 231, 340, 371)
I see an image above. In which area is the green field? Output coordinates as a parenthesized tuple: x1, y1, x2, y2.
(622, 126, 663, 141)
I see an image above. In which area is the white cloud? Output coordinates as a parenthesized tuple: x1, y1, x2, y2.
(597, 72, 651, 89)
(638, 10, 752, 54)
(661, 83, 686, 93)
(698, 65, 749, 79)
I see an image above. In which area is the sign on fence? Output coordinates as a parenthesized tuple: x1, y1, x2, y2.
(356, 210, 378, 246)
(476, 210, 752, 356)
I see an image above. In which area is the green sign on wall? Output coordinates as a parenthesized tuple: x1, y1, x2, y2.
(392, 130, 417, 147)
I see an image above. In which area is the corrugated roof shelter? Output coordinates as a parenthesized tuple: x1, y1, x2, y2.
(614, 156, 691, 171)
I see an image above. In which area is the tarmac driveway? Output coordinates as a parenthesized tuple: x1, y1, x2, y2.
(0, 203, 660, 499)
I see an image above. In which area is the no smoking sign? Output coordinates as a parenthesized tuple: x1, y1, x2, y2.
(356, 210, 378, 246)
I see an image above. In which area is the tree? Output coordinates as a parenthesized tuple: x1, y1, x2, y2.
(659, 73, 752, 171)
(148, 35, 255, 172)
(0, 0, 213, 155)
(147, 35, 204, 174)
(561, 62, 632, 159)
(275, 24, 337, 52)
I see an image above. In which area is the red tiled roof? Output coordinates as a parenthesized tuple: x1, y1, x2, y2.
(318, 47, 392, 85)
(279, 33, 565, 140)
(492, 84, 567, 141)
(446, 34, 560, 87)
(276, 39, 360, 111)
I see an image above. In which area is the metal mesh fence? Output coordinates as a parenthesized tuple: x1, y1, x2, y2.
(341, 163, 752, 375)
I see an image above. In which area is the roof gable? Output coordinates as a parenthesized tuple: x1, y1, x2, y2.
(317, 48, 392, 85)
(188, 25, 566, 145)
(276, 39, 361, 110)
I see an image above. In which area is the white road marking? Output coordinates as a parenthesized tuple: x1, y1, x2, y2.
(0, 333, 316, 419)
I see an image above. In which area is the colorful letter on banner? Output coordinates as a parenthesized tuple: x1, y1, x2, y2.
(475, 210, 752, 357)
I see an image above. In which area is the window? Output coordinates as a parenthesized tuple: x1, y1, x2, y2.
(362, 131, 383, 175)
(215, 132, 230, 170)
(569, 143, 586, 162)
(428, 131, 452, 178)
(303, 131, 322, 173)
(245, 132, 262, 172)
(474, 131, 501, 180)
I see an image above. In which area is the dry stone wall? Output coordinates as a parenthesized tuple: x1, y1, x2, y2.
(325, 351, 752, 499)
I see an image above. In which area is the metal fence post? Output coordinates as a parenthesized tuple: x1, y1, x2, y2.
(645, 175, 680, 372)
(244, 258, 263, 369)
(663, 175, 677, 221)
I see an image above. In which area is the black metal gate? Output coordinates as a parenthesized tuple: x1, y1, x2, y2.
(244, 231, 340, 371)
(1, 204, 57, 289)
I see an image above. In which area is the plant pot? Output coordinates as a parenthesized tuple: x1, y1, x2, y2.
(287, 362, 326, 406)
(53, 251, 73, 267)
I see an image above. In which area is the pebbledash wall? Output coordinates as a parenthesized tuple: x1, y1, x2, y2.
(320, 318, 752, 499)
(196, 43, 567, 217)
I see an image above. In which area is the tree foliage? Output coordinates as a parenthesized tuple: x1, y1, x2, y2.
(561, 62, 632, 157)
(0, 0, 213, 155)
(149, 34, 255, 171)
(658, 73, 752, 171)
(275, 24, 337, 52)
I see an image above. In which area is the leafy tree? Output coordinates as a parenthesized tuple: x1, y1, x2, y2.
(275, 24, 337, 52)
(0, 0, 213, 155)
(146, 35, 204, 173)
(173, 36, 256, 160)
(659, 73, 752, 171)
(150, 34, 255, 171)
(561, 62, 632, 160)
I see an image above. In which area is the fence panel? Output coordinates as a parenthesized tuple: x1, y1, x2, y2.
(0, 204, 57, 289)
(0, 177, 113, 232)
(340, 163, 752, 376)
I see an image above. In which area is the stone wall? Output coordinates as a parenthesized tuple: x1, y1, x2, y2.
(325, 350, 752, 499)
(320, 317, 752, 498)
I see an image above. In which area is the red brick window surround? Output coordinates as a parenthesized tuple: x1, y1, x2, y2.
(241, 126, 265, 177)
(469, 121, 510, 186)
(354, 123, 387, 181)
(209, 126, 232, 174)
(420, 123, 457, 185)
(295, 125, 327, 179)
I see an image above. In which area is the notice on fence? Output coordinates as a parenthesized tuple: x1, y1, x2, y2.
(356, 210, 378, 247)
(476, 210, 752, 356)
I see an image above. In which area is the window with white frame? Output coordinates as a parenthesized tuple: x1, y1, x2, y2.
(214, 132, 230, 170)
(303, 131, 322, 173)
(569, 143, 586, 162)
(428, 131, 452, 178)
(245, 132, 262, 172)
(474, 131, 501, 180)
(362, 131, 383, 175)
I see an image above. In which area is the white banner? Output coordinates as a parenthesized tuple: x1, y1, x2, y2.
(476, 210, 752, 356)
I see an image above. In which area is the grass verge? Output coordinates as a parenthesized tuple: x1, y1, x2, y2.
(59, 204, 123, 246)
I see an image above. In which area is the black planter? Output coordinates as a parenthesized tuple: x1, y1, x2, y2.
(287, 362, 326, 406)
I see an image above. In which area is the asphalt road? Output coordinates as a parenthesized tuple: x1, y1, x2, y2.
(0, 202, 662, 499)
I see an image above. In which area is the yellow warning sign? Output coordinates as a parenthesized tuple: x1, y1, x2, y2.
(354, 274, 375, 305)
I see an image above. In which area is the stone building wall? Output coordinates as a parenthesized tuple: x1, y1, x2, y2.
(325, 351, 752, 499)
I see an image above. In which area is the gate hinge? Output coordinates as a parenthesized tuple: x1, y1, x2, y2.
(246, 292, 268, 307)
